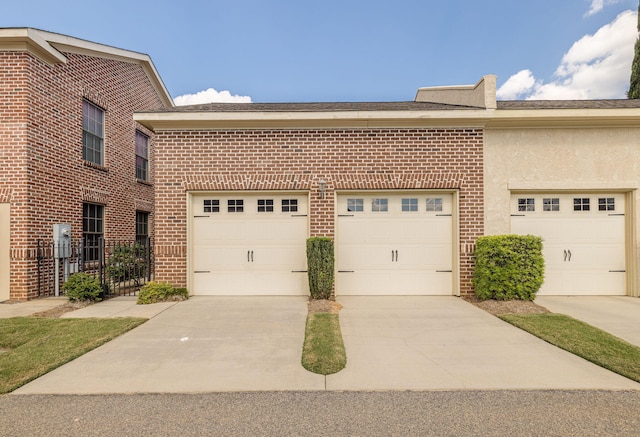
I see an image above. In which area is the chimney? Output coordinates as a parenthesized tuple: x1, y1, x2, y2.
(415, 75, 497, 109)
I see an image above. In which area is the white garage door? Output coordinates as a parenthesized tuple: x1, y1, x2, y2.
(190, 193, 309, 295)
(336, 192, 453, 295)
(510, 193, 626, 295)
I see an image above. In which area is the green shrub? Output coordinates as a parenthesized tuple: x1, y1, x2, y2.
(473, 234, 544, 301)
(62, 272, 103, 302)
(137, 282, 189, 304)
(306, 237, 334, 300)
(107, 243, 147, 284)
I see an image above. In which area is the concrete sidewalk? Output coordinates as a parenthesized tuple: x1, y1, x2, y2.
(0, 297, 68, 317)
(12, 295, 640, 394)
(535, 296, 640, 347)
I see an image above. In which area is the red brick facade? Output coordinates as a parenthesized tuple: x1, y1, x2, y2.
(0, 47, 168, 300)
(153, 127, 484, 296)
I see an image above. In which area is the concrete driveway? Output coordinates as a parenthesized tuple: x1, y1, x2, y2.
(15, 296, 325, 394)
(325, 296, 640, 391)
(13, 295, 640, 394)
(536, 296, 640, 347)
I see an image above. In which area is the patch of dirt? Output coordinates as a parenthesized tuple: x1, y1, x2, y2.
(462, 295, 550, 317)
(308, 299, 343, 314)
(30, 301, 93, 318)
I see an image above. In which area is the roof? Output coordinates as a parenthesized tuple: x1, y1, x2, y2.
(0, 27, 173, 108)
(497, 100, 640, 110)
(157, 101, 483, 113)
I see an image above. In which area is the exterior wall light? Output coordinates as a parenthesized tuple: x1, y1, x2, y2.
(318, 179, 326, 199)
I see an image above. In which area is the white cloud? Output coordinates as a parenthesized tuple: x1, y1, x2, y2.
(585, 0, 621, 17)
(173, 88, 252, 105)
(495, 69, 536, 100)
(497, 10, 638, 100)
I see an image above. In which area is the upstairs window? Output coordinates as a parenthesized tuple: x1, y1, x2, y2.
(82, 100, 104, 166)
(136, 131, 149, 181)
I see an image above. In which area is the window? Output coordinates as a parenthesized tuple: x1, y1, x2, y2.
(347, 198, 363, 212)
(136, 211, 149, 245)
(543, 198, 560, 212)
(517, 198, 535, 212)
(371, 198, 388, 212)
(83, 203, 104, 261)
(426, 198, 443, 212)
(82, 100, 104, 165)
(282, 199, 298, 212)
(135, 131, 149, 181)
(573, 198, 590, 211)
(203, 199, 219, 213)
(258, 199, 274, 212)
(402, 198, 418, 212)
(598, 198, 615, 211)
(228, 199, 244, 213)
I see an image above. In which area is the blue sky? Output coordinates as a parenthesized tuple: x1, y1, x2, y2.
(2, 0, 638, 103)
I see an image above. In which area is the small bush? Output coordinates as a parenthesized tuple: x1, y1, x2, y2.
(473, 234, 544, 301)
(137, 282, 189, 304)
(306, 237, 334, 300)
(63, 273, 103, 302)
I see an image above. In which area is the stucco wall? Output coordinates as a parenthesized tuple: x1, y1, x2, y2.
(484, 127, 640, 234)
(484, 126, 640, 295)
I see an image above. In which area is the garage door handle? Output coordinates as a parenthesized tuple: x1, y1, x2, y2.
(338, 270, 355, 273)
(247, 250, 254, 262)
(567, 250, 571, 262)
(436, 270, 452, 273)
(194, 270, 210, 273)
(291, 270, 308, 273)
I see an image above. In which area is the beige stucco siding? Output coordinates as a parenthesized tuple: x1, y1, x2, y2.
(484, 127, 640, 296)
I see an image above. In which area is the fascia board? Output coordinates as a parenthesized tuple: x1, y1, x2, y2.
(0, 28, 67, 64)
(0, 28, 173, 108)
(134, 109, 491, 131)
(487, 108, 640, 128)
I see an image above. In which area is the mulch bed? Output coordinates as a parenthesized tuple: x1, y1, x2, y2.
(462, 295, 550, 317)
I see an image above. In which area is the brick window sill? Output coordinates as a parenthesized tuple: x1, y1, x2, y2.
(136, 179, 153, 187)
(83, 161, 108, 172)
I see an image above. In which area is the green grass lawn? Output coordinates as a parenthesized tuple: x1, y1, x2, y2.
(0, 317, 146, 394)
(501, 313, 640, 383)
(302, 313, 346, 375)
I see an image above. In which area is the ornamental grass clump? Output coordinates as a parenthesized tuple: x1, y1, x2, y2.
(473, 234, 544, 301)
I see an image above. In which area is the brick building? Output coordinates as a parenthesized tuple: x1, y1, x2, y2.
(0, 29, 172, 300)
(137, 76, 640, 298)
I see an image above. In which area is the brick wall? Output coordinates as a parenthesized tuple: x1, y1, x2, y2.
(154, 127, 484, 295)
(0, 50, 165, 300)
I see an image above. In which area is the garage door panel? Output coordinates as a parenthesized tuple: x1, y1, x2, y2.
(190, 193, 309, 296)
(337, 192, 454, 296)
(510, 193, 625, 296)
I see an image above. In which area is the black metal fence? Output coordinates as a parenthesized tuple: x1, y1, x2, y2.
(37, 238, 153, 298)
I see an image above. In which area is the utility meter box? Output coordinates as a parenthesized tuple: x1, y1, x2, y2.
(53, 223, 71, 259)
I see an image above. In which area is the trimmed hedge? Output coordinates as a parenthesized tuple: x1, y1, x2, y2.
(306, 237, 334, 300)
(473, 234, 545, 301)
(137, 282, 189, 304)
